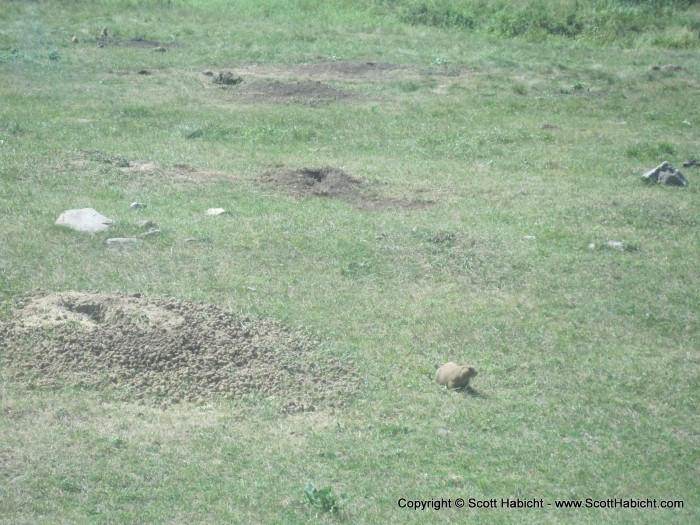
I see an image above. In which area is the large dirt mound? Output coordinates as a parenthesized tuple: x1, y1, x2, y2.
(0, 292, 356, 412)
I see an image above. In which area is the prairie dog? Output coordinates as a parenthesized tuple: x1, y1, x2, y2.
(436, 362, 477, 389)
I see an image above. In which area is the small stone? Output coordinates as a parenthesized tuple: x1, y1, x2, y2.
(448, 474, 464, 485)
(140, 229, 160, 237)
(204, 208, 226, 216)
(588, 243, 596, 250)
(203, 71, 214, 76)
(184, 237, 197, 242)
(71, 36, 79, 44)
(437, 428, 452, 436)
(523, 235, 536, 241)
(55, 208, 113, 233)
(606, 240, 624, 250)
(130, 202, 146, 209)
(106, 237, 142, 246)
(682, 159, 697, 168)
(137, 220, 158, 229)
(641, 161, 688, 187)
(153, 47, 167, 53)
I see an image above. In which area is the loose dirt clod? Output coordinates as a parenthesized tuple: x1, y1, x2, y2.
(0, 292, 356, 412)
(213, 71, 243, 85)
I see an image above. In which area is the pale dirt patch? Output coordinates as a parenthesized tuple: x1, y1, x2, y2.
(198, 60, 471, 105)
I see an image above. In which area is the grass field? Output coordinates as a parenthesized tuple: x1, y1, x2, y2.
(1, 1, 699, 523)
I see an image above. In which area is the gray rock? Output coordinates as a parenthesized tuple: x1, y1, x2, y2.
(55, 208, 113, 233)
(137, 220, 158, 229)
(606, 240, 624, 250)
(204, 208, 226, 216)
(130, 202, 146, 209)
(140, 229, 160, 237)
(641, 161, 688, 186)
(106, 237, 142, 246)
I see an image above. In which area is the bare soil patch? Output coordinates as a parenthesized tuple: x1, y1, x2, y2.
(300, 61, 469, 81)
(232, 79, 356, 106)
(0, 292, 356, 412)
(258, 166, 434, 210)
(124, 38, 164, 48)
(302, 61, 404, 77)
(78, 151, 240, 183)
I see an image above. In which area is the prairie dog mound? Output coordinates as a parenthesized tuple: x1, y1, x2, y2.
(436, 362, 478, 389)
(0, 291, 356, 412)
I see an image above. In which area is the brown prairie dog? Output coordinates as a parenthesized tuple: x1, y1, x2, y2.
(436, 362, 478, 389)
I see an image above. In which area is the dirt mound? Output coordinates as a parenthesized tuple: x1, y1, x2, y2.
(259, 166, 434, 211)
(0, 292, 356, 412)
(260, 166, 364, 199)
(234, 80, 355, 106)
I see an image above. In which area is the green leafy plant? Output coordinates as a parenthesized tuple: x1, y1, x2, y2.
(304, 483, 345, 514)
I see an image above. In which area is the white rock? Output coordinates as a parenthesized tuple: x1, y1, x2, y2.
(55, 208, 113, 233)
(588, 243, 596, 250)
(204, 208, 226, 216)
(140, 229, 160, 237)
(607, 240, 624, 250)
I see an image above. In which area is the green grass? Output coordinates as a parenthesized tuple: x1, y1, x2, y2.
(1, 0, 699, 524)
